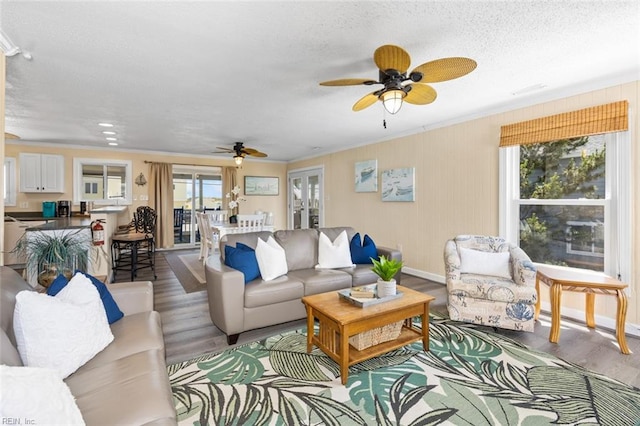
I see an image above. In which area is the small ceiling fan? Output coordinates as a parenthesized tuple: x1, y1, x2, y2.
(213, 142, 267, 166)
(319, 44, 476, 114)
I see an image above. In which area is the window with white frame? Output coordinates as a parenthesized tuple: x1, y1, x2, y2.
(499, 102, 631, 282)
(4, 157, 16, 206)
(73, 158, 132, 204)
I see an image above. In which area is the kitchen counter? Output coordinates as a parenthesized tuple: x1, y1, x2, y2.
(24, 217, 92, 231)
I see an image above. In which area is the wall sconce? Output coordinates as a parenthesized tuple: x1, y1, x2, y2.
(135, 172, 147, 186)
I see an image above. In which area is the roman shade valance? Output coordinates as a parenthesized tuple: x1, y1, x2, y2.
(499, 100, 628, 147)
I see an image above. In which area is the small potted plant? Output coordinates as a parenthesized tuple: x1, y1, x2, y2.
(371, 255, 403, 298)
(14, 229, 91, 288)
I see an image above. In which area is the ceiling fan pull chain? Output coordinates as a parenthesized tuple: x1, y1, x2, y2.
(383, 119, 387, 129)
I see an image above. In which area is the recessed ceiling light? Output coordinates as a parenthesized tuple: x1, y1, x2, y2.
(102, 131, 116, 135)
(98, 122, 114, 127)
(106, 137, 117, 141)
(108, 142, 118, 146)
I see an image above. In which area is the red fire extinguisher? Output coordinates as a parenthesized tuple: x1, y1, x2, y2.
(91, 220, 105, 246)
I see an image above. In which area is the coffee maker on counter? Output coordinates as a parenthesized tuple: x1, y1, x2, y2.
(57, 200, 72, 217)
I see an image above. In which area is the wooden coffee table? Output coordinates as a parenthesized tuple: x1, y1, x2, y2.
(535, 263, 630, 354)
(301, 285, 435, 385)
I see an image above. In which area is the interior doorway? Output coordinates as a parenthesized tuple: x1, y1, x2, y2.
(288, 167, 323, 229)
(172, 166, 222, 246)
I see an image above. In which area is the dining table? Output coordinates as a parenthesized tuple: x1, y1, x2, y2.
(210, 222, 275, 240)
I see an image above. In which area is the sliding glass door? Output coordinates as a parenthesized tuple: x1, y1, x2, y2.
(288, 167, 323, 229)
(173, 166, 222, 246)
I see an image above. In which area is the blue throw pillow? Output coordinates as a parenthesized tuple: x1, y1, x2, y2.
(350, 233, 379, 264)
(224, 243, 261, 284)
(47, 270, 124, 324)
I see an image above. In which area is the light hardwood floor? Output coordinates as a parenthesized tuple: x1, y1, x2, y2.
(140, 249, 640, 388)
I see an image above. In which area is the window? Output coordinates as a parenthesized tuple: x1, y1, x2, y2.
(500, 131, 631, 281)
(4, 157, 16, 206)
(73, 158, 132, 205)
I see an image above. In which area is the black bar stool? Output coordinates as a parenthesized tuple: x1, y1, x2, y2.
(111, 206, 157, 282)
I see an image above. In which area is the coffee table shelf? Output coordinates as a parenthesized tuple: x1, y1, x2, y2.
(302, 285, 435, 385)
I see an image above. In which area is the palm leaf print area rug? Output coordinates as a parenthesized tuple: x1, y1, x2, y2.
(168, 316, 640, 425)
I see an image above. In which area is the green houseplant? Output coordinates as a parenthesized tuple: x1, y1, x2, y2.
(14, 229, 92, 287)
(371, 255, 403, 297)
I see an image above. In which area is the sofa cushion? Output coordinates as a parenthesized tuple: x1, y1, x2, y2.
(79, 311, 165, 371)
(273, 229, 318, 271)
(340, 264, 379, 286)
(244, 276, 304, 308)
(255, 237, 288, 281)
(13, 274, 114, 378)
(350, 233, 378, 264)
(1, 365, 85, 425)
(459, 247, 511, 279)
(317, 230, 354, 269)
(287, 268, 352, 296)
(65, 349, 176, 426)
(224, 243, 260, 283)
(221, 231, 272, 262)
(47, 271, 124, 324)
(450, 274, 538, 304)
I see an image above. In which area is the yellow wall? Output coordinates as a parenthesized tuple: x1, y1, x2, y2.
(3, 145, 289, 230)
(288, 81, 639, 327)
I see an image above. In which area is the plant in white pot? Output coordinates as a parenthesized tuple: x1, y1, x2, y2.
(371, 255, 403, 298)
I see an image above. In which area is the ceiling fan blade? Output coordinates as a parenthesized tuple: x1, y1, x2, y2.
(319, 78, 378, 86)
(241, 147, 268, 158)
(411, 57, 477, 83)
(404, 83, 438, 105)
(374, 45, 411, 73)
(4, 132, 20, 139)
(213, 147, 234, 153)
(352, 92, 379, 112)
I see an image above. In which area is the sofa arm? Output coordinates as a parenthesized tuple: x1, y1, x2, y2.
(376, 246, 402, 284)
(108, 281, 154, 315)
(204, 257, 246, 336)
(510, 246, 536, 287)
(443, 239, 461, 284)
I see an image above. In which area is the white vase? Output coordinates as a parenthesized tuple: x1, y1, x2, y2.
(376, 278, 397, 298)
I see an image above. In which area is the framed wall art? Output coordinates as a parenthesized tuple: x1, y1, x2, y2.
(244, 176, 279, 196)
(355, 160, 377, 192)
(381, 167, 415, 202)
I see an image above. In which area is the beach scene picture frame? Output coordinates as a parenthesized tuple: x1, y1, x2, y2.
(381, 167, 415, 202)
(355, 160, 377, 192)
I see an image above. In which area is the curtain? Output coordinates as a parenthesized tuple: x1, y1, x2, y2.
(149, 162, 174, 248)
(222, 167, 237, 212)
(499, 100, 628, 147)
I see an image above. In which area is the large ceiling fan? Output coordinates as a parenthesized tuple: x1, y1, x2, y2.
(213, 142, 267, 166)
(320, 44, 477, 114)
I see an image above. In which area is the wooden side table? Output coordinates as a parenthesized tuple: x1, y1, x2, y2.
(534, 263, 630, 354)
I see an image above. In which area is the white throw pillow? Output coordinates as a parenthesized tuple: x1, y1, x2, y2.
(255, 236, 288, 281)
(459, 247, 511, 278)
(0, 365, 85, 425)
(13, 273, 114, 379)
(317, 230, 355, 269)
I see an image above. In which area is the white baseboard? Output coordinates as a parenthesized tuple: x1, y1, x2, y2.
(402, 267, 640, 338)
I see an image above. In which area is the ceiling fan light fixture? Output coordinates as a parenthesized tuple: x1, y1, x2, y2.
(234, 155, 244, 166)
(381, 89, 405, 114)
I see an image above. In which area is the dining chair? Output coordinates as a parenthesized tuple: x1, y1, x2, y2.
(235, 214, 264, 233)
(207, 209, 229, 224)
(173, 207, 184, 243)
(111, 206, 157, 282)
(197, 212, 216, 264)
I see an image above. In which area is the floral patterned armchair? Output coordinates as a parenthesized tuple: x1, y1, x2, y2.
(444, 235, 537, 332)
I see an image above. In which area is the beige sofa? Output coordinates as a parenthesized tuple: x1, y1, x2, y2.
(0, 266, 177, 425)
(205, 226, 402, 344)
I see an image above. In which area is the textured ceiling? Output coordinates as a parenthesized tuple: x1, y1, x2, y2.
(2, 1, 639, 163)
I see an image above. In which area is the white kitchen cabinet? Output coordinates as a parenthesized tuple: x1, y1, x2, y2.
(19, 153, 65, 193)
